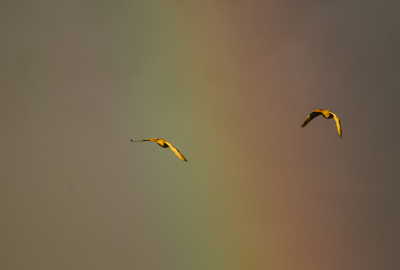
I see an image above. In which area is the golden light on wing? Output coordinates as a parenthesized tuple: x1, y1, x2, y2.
(300, 111, 321, 128)
(332, 113, 342, 138)
(300, 115, 311, 127)
(130, 139, 149, 142)
(164, 141, 188, 162)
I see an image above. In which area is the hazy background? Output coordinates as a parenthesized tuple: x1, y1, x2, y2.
(1, 1, 400, 269)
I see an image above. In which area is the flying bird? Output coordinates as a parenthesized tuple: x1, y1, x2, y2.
(130, 138, 188, 161)
(301, 109, 342, 138)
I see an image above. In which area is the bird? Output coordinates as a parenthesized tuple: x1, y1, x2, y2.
(300, 109, 342, 138)
(130, 138, 188, 161)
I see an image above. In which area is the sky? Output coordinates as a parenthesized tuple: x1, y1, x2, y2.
(1, 1, 400, 269)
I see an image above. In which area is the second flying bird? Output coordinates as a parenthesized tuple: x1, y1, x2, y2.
(300, 109, 342, 138)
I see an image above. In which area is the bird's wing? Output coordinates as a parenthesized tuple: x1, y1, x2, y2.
(131, 139, 150, 142)
(164, 141, 188, 162)
(331, 113, 342, 138)
(300, 111, 321, 127)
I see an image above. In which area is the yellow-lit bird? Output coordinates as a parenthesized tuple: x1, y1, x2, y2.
(301, 109, 342, 138)
(130, 138, 188, 162)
